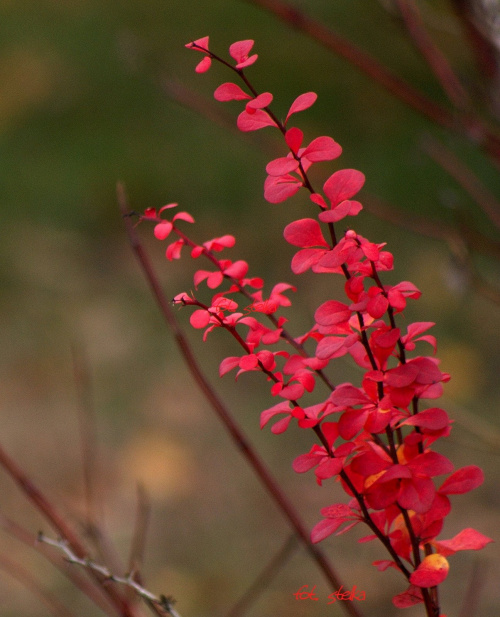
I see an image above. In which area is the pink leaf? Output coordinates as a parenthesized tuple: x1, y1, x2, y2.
(246, 92, 273, 110)
(264, 174, 302, 203)
(195, 56, 212, 73)
(311, 517, 346, 543)
(214, 82, 251, 101)
(323, 169, 365, 207)
(173, 212, 195, 223)
(185, 36, 209, 52)
(229, 39, 258, 68)
(153, 220, 173, 240)
(318, 200, 363, 223)
(190, 310, 210, 329)
(266, 157, 299, 176)
(237, 109, 277, 131)
(302, 136, 342, 162)
(285, 92, 317, 123)
(283, 218, 329, 248)
(219, 356, 241, 377)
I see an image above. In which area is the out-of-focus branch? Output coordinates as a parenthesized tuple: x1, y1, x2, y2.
(395, 0, 471, 110)
(224, 534, 298, 617)
(243, 0, 500, 163)
(0, 554, 76, 617)
(422, 134, 500, 230)
(118, 184, 364, 617)
(38, 534, 178, 617)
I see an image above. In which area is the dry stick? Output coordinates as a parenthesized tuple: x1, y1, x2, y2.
(127, 484, 151, 589)
(243, 0, 500, 163)
(0, 513, 117, 616)
(395, 0, 471, 110)
(72, 343, 99, 532)
(39, 535, 178, 617)
(0, 442, 142, 617)
(422, 134, 500, 230)
(0, 554, 76, 617)
(224, 534, 298, 617)
(118, 183, 364, 617)
(71, 344, 128, 579)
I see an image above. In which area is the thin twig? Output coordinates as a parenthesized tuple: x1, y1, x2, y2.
(38, 535, 179, 617)
(422, 134, 500, 230)
(118, 183, 364, 617)
(224, 534, 298, 617)
(0, 513, 117, 616)
(127, 484, 151, 585)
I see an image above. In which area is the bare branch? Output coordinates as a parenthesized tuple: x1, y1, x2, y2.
(38, 535, 180, 617)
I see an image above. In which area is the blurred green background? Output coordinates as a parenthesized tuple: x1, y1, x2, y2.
(0, 1, 499, 616)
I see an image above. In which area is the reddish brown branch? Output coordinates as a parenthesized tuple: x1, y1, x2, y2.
(0, 554, 76, 617)
(395, 0, 470, 110)
(118, 183, 364, 617)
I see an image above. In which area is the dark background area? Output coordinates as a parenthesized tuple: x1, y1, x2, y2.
(0, 1, 499, 616)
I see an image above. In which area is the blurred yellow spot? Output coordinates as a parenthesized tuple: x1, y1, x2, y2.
(121, 434, 195, 500)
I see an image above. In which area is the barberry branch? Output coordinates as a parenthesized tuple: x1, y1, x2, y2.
(119, 183, 365, 617)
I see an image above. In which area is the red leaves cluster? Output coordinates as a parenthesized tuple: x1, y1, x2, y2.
(152, 37, 494, 610)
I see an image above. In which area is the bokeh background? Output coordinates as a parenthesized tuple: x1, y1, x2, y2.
(0, 1, 499, 616)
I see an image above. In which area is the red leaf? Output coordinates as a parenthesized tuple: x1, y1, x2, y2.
(409, 554, 449, 587)
(229, 39, 258, 68)
(190, 309, 210, 329)
(284, 218, 329, 248)
(285, 92, 317, 122)
(435, 528, 493, 555)
(385, 363, 420, 388)
(302, 136, 342, 162)
(291, 248, 327, 274)
(315, 300, 352, 326)
(439, 465, 484, 495)
(195, 56, 212, 73)
(285, 127, 303, 153)
(318, 200, 363, 222)
(392, 585, 423, 608)
(400, 407, 449, 431)
(237, 108, 277, 131)
(185, 36, 209, 52)
(246, 92, 273, 110)
(219, 356, 241, 377)
(330, 384, 371, 406)
(264, 174, 302, 203)
(323, 169, 365, 207)
(311, 517, 346, 543)
(154, 220, 173, 240)
(214, 82, 251, 101)
(260, 401, 292, 428)
(266, 157, 299, 176)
